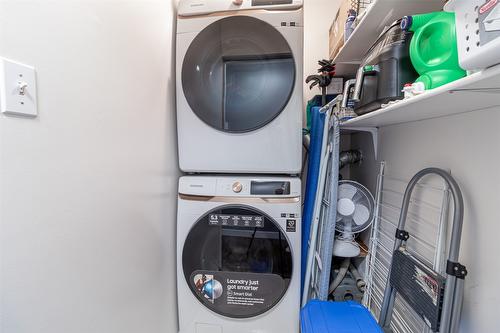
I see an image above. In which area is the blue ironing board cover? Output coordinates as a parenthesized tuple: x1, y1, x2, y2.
(301, 106, 325, 291)
(301, 300, 383, 333)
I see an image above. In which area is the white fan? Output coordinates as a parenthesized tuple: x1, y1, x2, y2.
(333, 180, 375, 258)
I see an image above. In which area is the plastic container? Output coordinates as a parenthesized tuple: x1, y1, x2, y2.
(445, 0, 500, 71)
(301, 300, 383, 333)
(352, 22, 418, 116)
(345, 9, 357, 42)
(401, 12, 466, 89)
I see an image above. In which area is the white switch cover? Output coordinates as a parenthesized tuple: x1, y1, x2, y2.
(0, 58, 38, 117)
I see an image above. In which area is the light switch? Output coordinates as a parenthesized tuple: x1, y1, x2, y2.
(0, 58, 38, 117)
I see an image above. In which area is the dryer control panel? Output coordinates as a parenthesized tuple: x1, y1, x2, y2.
(178, 0, 303, 17)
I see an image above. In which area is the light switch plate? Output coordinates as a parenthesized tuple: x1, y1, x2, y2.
(0, 58, 38, 117)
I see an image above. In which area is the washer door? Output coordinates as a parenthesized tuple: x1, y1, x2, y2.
(182, 205, 293, 318)
(182, 16, 296, 133)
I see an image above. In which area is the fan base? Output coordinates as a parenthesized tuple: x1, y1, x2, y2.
(333, 239, 361, 258)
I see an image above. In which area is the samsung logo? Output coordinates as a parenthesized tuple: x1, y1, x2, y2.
(189, 184, 204, 188)
(190, 3, 205, 7)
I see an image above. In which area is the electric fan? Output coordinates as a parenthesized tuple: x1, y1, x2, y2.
(333, 180, 375, 258)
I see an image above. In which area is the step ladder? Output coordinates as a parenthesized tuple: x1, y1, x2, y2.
(379, 168, 467, 333)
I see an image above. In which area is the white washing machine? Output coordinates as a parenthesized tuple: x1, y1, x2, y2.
(176, 0, 303, 174)
(177, 175, 301, 333)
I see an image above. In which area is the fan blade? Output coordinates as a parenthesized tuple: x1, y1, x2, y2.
(338, 184, 357, 200)
(351, 190, 364, 203)
(353, 204, 370, 226)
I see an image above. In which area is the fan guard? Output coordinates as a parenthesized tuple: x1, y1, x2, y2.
(336, 180, 375, 233)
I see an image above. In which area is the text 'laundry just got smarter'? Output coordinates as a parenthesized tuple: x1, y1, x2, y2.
(227, 279, 260, 291)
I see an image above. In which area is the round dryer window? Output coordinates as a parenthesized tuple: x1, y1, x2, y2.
(182, 206, 293, 319)
(182, 16, 296, 133)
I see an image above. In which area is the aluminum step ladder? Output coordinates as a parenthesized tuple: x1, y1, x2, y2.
(379, 168, 467, 333)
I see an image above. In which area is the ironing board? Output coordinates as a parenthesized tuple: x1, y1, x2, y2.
(301, 96, 341, 305)
(301, 105, 326, 292)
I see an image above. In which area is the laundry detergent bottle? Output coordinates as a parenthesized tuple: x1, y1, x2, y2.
(401, 12, 466, 89)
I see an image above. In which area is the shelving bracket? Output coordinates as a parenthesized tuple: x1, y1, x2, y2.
(340, 126, 378, 160)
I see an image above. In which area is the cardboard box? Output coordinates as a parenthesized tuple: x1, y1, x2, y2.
(329, 0, 351, 60)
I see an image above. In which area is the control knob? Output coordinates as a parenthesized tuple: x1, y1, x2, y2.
(232, 182, 243, 193)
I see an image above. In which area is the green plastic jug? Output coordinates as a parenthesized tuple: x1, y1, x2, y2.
(401, 12, 466, 89)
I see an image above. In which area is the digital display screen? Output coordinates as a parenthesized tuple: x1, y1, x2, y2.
(250, 181, 291, 195)
(252, 0, 293, 6)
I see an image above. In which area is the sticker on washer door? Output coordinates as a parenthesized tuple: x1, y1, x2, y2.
(208, 214, 264, 228)
(190, 270, 287, 318)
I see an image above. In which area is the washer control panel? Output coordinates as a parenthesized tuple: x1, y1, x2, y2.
(179, 176, 300, 198)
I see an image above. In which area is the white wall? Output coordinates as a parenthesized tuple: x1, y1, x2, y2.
(303, 0, 341, 102)
(0, 1, 180, 333)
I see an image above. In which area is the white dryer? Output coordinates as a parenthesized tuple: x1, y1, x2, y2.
(176, 0, 303, 174)
(177, 175, 301, 333)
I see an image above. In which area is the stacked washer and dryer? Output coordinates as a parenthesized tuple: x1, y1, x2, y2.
(176, 1, 304, 333)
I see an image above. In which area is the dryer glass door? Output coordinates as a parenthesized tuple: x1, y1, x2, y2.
(182, 205, 293, 318)
(182, 16, 296, 133)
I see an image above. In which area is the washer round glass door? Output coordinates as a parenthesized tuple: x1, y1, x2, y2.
(182, 206, 293, 318)
(182, 16, 296, 133)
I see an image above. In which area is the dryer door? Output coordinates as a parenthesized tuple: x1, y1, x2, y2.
(182, 205, 293, 318)
(182, 16, 296, 133)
